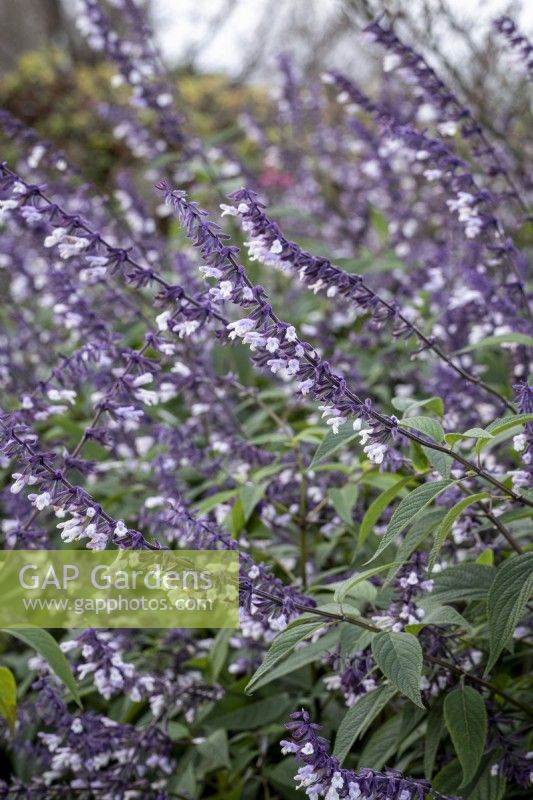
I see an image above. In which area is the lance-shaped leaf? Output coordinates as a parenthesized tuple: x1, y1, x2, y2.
(486, 552, 533, 673)
(0, 666, 17, 733)
(428, 492, 488, 572)
(444, 686, 487, 787)
(371, 631, 424, 708)
(368, 479, 453, 562)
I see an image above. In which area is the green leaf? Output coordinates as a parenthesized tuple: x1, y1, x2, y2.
(456, 332, 533, 352)
(475, 413, 533, 454)
(399, 416, 444, 442)
(486, 552, 533, 673)
(476, 549, 494, 566)
(357, 715, 403, 770)
(239, 482, 268, 522)
(388, 508, 447, 581)
(245, 625, 335, 694)
(444, 686, 487, 787)
(328, 484, 359, 526)
(468, 758, 507, 800)
(195, 489, 237, 515)
(208, 628, 233, 681)
(405, 603, 470, 634)
(371, 631, 424, 708)
(391, 396, 444, 417)
(333, 684, 397, 763)
(197, 729, 230, 771)
(308, 425, 358, 468)
(0, 666, 17, 733)
(368, 480, 453, 562)
(444, 429, 494, 446)
(424, 699, 444, 779)
(431, 563, 495, 604)
(422, 446, 453, 478)
(358, 476, 412, 547)
(209, 694, 294, 730)
(428, 492, 489, 572)
(334, 563, 394, 604)
(2, 629, 81, 708)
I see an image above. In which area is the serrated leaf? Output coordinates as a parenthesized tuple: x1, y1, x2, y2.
(371, 631, 424, 708)
(422, 446, 453, 478)
(486, 552, 533, 673)
(208, 628, 233, 681)
(368, 480, 453, 562)
(405, 604, 470, 633)
(333, 684, 397, 763)
(309, 425, 358, 468)
(468, 758, 507, 800)
(428, 492, 488, 572)
(3, 629, 81, 708)
(328, 484, 359, 526)
(456, 332, 533, 352)
(391, 396, 444, 417)
(239, 482, 268, 522)
(246, 626, 337, 694)
(424, 699, 444, 779)
(195, 489, 237, 515)
(444, 429, 494, 446)
(399, 416, 444, 442)
(431, 563, 495, 604)
(0, 666, 16, 733)
(475, 413, 533, 454)
(334, 563, 393, 604)
(208, 694, 294, 730)
(357, 715, 403, 770)
(358, 476, 412, 546)
(444, 686, 487, 787)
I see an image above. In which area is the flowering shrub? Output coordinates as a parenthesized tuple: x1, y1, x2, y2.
(0, 2, 532, 799)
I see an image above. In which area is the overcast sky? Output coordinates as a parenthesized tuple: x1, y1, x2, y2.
(151, 0, 533, 74)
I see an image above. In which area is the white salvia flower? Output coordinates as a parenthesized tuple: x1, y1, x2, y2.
(47, 388, 76, 404)
(86, 255, 108, 267)
(364, 442, 387, 464)
(114, 521, 128, 539)
(237, 202, 249, 213)
(358, 428, 373, 445)
(44, 227, 67, 247)
(297, 379, 314, 395)
(30, 492, 52, 510)
(71, 718, 83, 734)
(513, 433, 527, 452)
(219, 203, 238, 216)
(383, 52, 402, 72)
(285, 326, 297, 342)
(218, 280, 234, 300)
(132, 372, 153, 387)
(270, 239, 283, 254)
(173, 320, 200, 338)
(438, 120, 458, 136)
(115, 406, 144, 421)
(0, 199, 19, 221)
(227, 318, 255, 339)
(11, 472, 38, 494)
(265, 337, 280, 352)
(300, 742, 314, 755)
(58, 236, 90, 259)
(199, 265, 222, 278)
(242, 331, 265, 350)
(286, 359, 300, 376)
(156, 309, 172, 331)
(267, 359, 286, 374)
(327, 416, 347, 434)
(135, 389, 159, 406)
